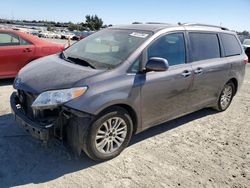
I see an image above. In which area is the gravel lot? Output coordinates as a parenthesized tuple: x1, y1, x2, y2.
(0, 65, 250, 188)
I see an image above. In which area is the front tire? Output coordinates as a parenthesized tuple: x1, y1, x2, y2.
(83, 107, 133, 161)
(214, 81, 235, 112)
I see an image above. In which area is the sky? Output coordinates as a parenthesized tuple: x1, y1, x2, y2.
(0, 0, 249, 31)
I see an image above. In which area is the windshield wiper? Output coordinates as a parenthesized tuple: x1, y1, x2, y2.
(66, 56, 96, 69)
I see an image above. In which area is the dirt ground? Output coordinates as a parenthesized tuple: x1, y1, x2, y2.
(0, 65, 250, 188)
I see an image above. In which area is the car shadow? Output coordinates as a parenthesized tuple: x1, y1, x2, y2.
(0, 108, 216, 187)
(130, 108, 216, 146)
(0, 78, 14, 86)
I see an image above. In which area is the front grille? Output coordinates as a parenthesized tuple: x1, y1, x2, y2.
(17, 90, 37, 119)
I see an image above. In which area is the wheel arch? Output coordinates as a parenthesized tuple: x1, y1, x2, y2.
(96, 103, 138, 135)
(228, 78, 238, 95)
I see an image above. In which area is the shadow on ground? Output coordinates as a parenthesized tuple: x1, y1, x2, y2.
(0, 108, 216, 187)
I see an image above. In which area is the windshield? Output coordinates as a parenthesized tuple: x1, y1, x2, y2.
(243, 39, 250, 45)
(63, 29, 152, 69)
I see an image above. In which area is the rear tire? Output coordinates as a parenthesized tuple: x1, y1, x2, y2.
(214, 81, 235, 112)
(83, 107, 133, 161)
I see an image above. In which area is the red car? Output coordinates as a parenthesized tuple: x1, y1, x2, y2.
(0, 29, 65, 79)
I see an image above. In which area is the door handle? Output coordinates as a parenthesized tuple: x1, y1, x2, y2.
(23, 48, 32, 52)
(194, 68, 203, 75)
(181, 70, 192, 77)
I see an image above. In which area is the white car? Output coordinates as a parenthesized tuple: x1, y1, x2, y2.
(38, 32, 49, 38)
(53, 32, 61, 39)
(61, 32, 75, 39)
(243, 39, 250, 49)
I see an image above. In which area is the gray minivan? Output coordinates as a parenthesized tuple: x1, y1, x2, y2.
(11, 23, 248, 161)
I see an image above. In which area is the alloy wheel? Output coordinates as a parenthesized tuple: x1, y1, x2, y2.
(220, 85, 233, 110)
(95, 117, 127, 154)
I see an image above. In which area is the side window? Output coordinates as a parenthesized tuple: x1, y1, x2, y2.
(129, 56, 141, 73)
(147, 33, 185, 66)
(0, 33, 20, 46)
(220, 33, 242, 57)
(189, 33, 220, 61)
(20, 37, 32, 45)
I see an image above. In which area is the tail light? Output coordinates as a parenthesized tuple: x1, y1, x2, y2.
(244, 56, 248, 64)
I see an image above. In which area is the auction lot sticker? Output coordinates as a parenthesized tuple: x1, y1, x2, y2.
(129, 32, 149, 38)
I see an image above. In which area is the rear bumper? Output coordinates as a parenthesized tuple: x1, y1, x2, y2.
(10, 92, 53, 141)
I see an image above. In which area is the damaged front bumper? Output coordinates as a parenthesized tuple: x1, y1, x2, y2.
(10, 92, 53, 141)
(10, 91, 93, 151)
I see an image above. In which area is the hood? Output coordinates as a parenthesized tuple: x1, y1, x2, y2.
(14, 54, 104, 93)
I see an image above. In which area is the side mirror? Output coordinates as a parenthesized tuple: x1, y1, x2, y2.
(145, 57, 169, 72)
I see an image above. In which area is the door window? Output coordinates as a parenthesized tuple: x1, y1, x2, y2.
(189, 33, 220, 61)
(20, 37, 32, 45)
(129, 55, 141, 73)
(0, 33, 20, 46)
(147, 33, 186, 66)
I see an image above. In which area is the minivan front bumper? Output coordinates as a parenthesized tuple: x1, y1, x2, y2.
(10, 92, 53, 141)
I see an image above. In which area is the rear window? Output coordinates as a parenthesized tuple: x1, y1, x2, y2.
(20, 37, 32, 45)
(220, 33, 242, 57)
(189, 33, 220, 61)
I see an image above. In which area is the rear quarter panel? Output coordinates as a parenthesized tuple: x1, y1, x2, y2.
(228, 54, 246, 91)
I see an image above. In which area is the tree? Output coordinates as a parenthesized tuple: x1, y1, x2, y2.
(242, 30, 249, 36)
(47, 25, 54, 31)
(84, 15, 103, 31)
(237, 30, 250, 36)
(68, 22, 79, 31)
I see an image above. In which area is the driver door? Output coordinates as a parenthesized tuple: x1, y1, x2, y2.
(140, 32, 193, 128)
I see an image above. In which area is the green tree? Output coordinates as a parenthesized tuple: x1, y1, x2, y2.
(84, 15, 103, 31)
(242, 30, 249, 36)
(68, 22, 79, 31)
(47, 25, 54, 31)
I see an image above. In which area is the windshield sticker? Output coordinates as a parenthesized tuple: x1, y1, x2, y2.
(129, 32, 149, 38)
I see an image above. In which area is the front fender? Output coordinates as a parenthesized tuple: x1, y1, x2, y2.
(64, 86, 140, 116)
(64, 72, 142, 114)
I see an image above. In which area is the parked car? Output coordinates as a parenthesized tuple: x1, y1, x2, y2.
(38, 31, 49, 38)
(38, 31, 57, 38)
(61, 32, 75, 39)
(71, 34, 85, 41)
(30, 31, 39, 37)
(11, 24, 247, 161)
(0, 29, 65, 78)
(72, 32, 93, 41)
(243, 39, 250, 62)
(52, 32, 61, 39)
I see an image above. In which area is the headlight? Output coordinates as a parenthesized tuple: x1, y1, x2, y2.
(31, 87, 87, 109)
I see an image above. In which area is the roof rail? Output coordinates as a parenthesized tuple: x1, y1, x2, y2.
(181, 23, 229, 31)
